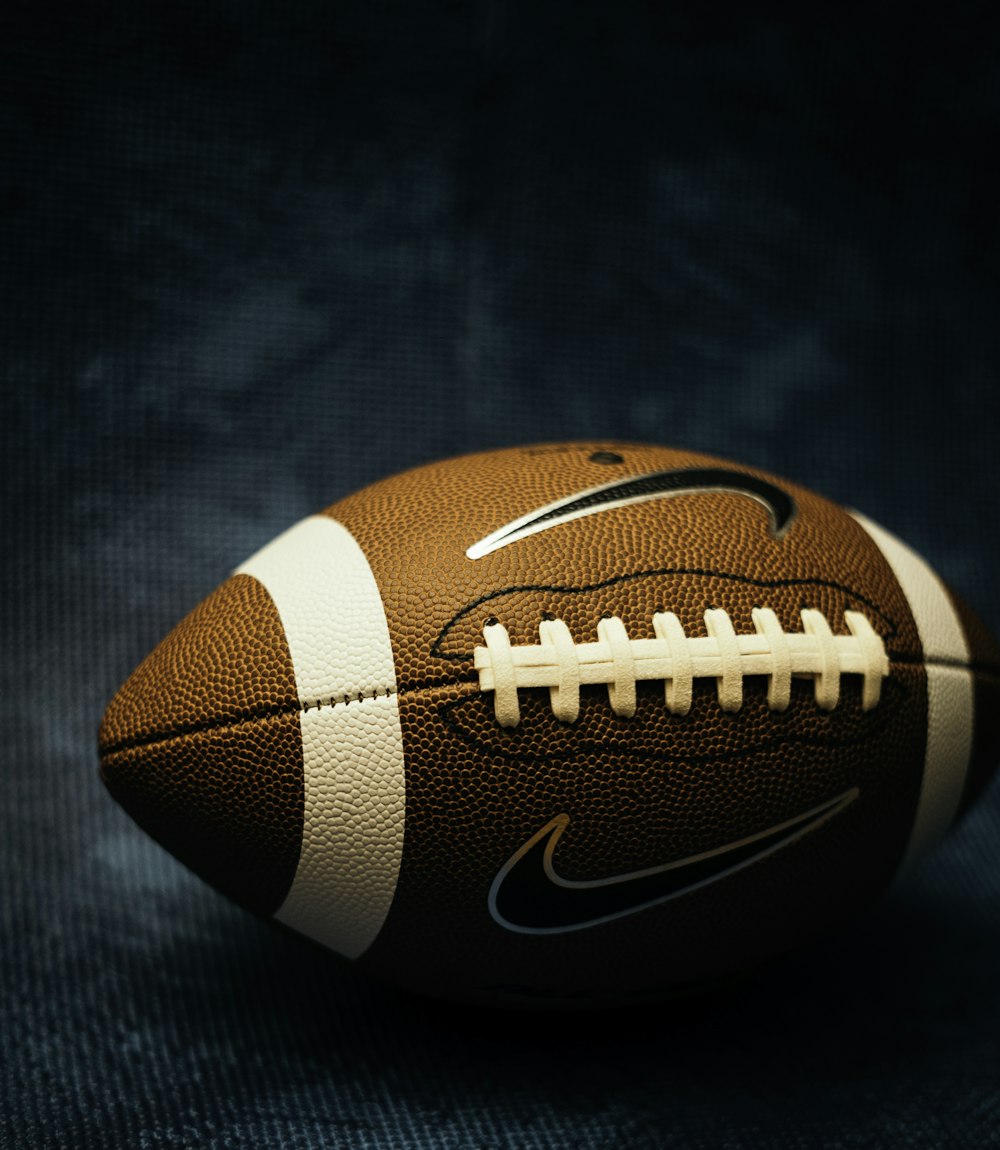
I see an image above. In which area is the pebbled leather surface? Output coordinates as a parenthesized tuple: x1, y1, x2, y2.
(324, 441, 947, 1002)
(277, 694, 407, 958)
(99, 573, 301, 753)
(98, 575, 304, 916)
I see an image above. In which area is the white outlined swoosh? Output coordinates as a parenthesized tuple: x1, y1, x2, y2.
(488, 788, 858, 934)
(466, 467, 798, 559)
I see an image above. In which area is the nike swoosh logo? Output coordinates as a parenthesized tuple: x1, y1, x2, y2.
(466, 467, 797, 559)
(488, 788, 858, 934)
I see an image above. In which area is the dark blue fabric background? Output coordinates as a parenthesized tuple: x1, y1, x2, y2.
(3, 5, 999, 1147)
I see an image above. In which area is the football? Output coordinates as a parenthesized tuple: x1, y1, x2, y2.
(99, 442, 1000, 1006)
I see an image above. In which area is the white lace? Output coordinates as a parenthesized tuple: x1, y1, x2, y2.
(474, 607, 889, 728)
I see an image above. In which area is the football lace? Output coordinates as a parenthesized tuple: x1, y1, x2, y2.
(474, 607, 889, 729)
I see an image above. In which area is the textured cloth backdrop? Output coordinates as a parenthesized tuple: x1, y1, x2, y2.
(3, 5, 999, 1148)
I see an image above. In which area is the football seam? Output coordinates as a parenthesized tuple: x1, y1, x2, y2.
(98, 675, 463, 757)
(98, 658, 1000, 759)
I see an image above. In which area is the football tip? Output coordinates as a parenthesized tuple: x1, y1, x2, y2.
(98, 574, 306, 916)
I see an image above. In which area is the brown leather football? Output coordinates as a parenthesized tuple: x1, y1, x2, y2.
(99, 442, 1000, 1006)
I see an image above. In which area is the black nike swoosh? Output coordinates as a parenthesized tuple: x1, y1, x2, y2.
(466, 467, 797, 558)
(488, 788, 858, 934)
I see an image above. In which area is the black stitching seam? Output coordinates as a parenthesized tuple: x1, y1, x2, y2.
(100, 657, 1000, 760)
(101, 559, 998, 756)
(101, 681, 419, 758)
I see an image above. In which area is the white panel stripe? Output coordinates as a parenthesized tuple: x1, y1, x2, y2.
(237, 517, 397, 706)
(851, 512, 972, 867)
(237, 516, 405, 958)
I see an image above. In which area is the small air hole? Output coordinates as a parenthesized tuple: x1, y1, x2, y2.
(589, 450, 624, 465)
(484, 616, 499, 627)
